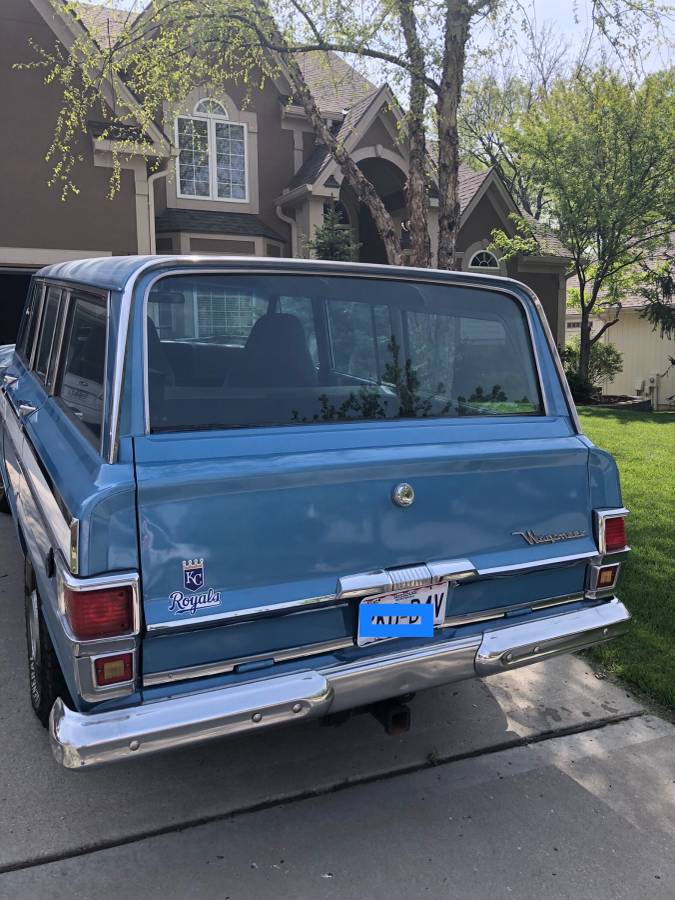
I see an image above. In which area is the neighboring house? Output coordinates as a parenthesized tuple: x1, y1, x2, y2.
(0, 0, 571, 345)
(565, 287, 675, 410)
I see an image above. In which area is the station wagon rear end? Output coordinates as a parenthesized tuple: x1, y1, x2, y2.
(0, 257, 630, 768)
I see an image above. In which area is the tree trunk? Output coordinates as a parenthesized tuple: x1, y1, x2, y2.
(579, 308, 592, 381)
(251, 1, 401, 265)
(436, 0, 471, 270)
(398, 0, 431, 268)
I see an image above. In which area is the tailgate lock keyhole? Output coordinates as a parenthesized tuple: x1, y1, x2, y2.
(392, 483, 415, 508)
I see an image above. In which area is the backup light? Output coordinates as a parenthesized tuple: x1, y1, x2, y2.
(95, 653, 133, 687)
(64, 585, 134, 640)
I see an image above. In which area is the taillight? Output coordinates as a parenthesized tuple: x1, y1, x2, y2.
(64, 585, 134, 640)
(604, 516, 627, 553)
(95, 653, 133, 686)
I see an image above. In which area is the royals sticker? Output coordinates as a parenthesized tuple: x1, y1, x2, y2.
(169, 558, 222, 616)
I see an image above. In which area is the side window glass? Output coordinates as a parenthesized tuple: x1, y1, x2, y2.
(34, 286, 62, 383)
(327, 299, 382, 382)
(56, 294, 107, 448)
(16, 282, 37, 360)
(277, 296, 318, 366)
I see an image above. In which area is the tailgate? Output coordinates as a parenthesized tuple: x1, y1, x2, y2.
(134, 420, 593, 676)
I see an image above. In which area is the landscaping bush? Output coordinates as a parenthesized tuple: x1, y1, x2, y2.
(563, 338, 623, 400)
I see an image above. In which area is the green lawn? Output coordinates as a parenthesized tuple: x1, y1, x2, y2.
(579, 407, 675, 711)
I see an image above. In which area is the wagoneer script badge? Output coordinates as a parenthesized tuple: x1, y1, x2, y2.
(513, 529, 587, 546)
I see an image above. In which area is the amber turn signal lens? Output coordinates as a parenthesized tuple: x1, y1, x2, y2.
(598, 565, 619, 587)
(95, 653, 133, 687)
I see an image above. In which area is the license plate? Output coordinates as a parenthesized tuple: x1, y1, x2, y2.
(357, 582, 449, 646)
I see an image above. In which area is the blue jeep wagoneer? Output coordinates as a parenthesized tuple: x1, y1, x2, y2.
(0, 257, 630, 768)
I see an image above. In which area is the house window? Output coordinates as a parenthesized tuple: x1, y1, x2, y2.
(176, 98, 247, 201)
(468, 250, 500, 269)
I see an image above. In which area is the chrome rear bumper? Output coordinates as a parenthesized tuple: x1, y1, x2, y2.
(50, 599, 629, 769)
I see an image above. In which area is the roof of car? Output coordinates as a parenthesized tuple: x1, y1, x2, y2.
(35, 255, 534, 294)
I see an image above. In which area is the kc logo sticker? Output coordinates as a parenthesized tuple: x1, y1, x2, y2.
(182, 558, 205, 592)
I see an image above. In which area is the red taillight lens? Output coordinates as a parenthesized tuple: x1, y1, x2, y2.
(64, 585, 134, 640)
(95, 653, 133, 686)
(605, 516, 627, 553)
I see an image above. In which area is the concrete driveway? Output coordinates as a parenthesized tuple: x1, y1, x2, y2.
(0, 515, 673, 898)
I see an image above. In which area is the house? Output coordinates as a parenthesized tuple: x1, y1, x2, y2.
(566, 296, 675, 410)
(0, 0, 571, 346)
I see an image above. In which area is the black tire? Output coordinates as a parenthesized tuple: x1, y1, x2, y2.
(24, 560, 70, 728)
(0, 483, 10, 514)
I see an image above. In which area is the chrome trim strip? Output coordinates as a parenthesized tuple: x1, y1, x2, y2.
(143, 637, 354, 688)
(476, 550, 598, 577)
(437, 592, 585, 629)
(139, 265, 552, 436)
(475, 598, 630, 676)
(594, 507, 630, 556)
(50, 598, 630, 768)
(145, 551, 598, 635)
(145, 593, 344, 634)
(18, 430, 73, 568)
(145, 592, 587, 688)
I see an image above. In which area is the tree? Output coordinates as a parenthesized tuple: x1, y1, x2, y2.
(305, 201, 359, 260)
(494, 68, 675, 382)
(563, 338, 623, 398)
(639, 255, 675, 340)
(26, 1, 670, 273)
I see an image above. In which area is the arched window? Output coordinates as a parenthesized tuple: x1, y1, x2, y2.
(468, 250, 500, 269)
(194, 98, 228, 116)
(176, 97, 247, 201)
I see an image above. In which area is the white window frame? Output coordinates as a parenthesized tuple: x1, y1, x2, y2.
(468, 249, 500, 270)
(175, 101, 249, 204)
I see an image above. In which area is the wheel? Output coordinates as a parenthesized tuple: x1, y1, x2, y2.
(24, 560, 70, 728)
(0, 482, 10, 514)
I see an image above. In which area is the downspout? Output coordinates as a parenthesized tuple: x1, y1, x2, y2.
(147, 156, 177, 254)
(275, 203, 298, 258)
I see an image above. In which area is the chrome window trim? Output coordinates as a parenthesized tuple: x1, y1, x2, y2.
(139, 267, 552, 437)
(594, 507, 630, 555)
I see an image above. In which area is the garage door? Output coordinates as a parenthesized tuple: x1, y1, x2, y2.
(0, 269, 33, 344)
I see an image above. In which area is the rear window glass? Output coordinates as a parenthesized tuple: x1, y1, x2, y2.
(146, 274, 543, 432)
